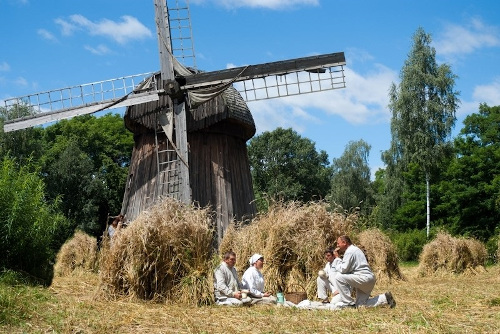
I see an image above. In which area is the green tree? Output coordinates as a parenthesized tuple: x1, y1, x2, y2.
(329, 140, 374, 214)
(382, 27, 460, 236)
(439, 104, 500, 240)
(41, 113, 133, 236)
(248, 127, 331, 210)
(0, 104, 44, 163)
(0, 156, 69, 284)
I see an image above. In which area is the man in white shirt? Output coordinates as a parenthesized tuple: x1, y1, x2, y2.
(332, 235, 396, 309)
(213, 251, 251, 306)
(242, 254, 276, 305)
(316, 248, 339, 303)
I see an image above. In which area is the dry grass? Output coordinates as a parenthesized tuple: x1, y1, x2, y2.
(418, 232, 488, 276)
(53, 230, 98, 277)
(357, 228, 405, 282)
(2, 264, 499, 333)
(97, 197, 215, 305)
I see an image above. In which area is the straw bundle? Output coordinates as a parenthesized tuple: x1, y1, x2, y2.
(356, 228, 405, 282)
(98, 197, 214, 305)
(219, 201, 357, 299)
(418, 232, 487, 276)
(54, 230, 98, 277)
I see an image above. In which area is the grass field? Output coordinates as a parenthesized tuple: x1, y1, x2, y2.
(1, 264, 500, 333)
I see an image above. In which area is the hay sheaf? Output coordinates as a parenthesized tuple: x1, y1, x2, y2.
(356, 228, 405, 282)
(219, 201, 357, 299)
(418, 232, 487, 276)
(54, 230, 98, 277)
(98, 197, 214, 305)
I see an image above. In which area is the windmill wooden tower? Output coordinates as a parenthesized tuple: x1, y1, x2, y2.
(2, 0, 346, 243)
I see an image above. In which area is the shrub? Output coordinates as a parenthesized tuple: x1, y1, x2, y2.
(0, 157, 69, 284)
(485, 234, 499, 264)
(390, 229, 427, 262)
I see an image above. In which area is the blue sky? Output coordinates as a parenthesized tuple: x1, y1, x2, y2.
(1, 0, 499, 178)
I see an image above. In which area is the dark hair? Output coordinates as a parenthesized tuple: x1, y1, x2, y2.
(223, 250, 236, 260)
(324, 247, 335, 255)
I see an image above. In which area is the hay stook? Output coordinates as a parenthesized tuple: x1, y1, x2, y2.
(98, 197, 215, 305)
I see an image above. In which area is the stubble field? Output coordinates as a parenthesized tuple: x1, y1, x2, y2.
(2, 264, 499, 333)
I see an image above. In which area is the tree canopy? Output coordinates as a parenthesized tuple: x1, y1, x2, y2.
(329, 139, 374, 214)
(248, 127, 331, 210)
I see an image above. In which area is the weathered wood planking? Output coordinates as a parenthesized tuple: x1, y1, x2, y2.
(121, 82, 256, 243)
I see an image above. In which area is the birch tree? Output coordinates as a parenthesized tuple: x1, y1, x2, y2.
(384, 27, 459, 237)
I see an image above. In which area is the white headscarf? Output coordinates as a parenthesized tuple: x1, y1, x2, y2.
(249, 253, 264, 266)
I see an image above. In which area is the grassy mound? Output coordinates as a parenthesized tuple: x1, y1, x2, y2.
(418, 232, 487, 276)
(54, 230, 98, 277)
(219, 201, 358, 299)
(356, 228, 405, 282)
(98, 197, 215, 305)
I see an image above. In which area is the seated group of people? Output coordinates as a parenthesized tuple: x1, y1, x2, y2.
(213, 251, 276, 306)
(214, 235, 396, 309)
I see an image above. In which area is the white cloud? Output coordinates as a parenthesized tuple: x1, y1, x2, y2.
(454, 79, 500, 118)
(190, 0, 318, 9)
(0, 61, 10, 72)
(435, 18, 500, 57)
(84, 44, 112, 56)
(472, 80, 500, 106)
(37, 29, 58, 42)
(55, 18, 79, 36)
(14, 77, 28, 87)
(56, 15, 152, 44)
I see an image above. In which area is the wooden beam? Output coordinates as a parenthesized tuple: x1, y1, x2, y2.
(3, 91, 161, 132)
(180, 52, 346, 90)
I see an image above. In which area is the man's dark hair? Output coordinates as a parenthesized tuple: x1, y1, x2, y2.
(324, 247, 335, 255)
(223, 250, 236, 260)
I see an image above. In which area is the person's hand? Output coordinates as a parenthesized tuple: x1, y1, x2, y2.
(234, 291, 242, 299)
(263, 292, 271, 297)
(334, 247, 341, 258)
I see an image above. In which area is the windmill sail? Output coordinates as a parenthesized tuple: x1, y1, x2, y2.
(2, 52, 345, 132)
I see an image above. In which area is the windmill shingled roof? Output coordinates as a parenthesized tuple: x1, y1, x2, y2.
(124, 72, 255, 140)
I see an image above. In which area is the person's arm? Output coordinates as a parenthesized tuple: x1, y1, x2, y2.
(333, 248, 354, 274)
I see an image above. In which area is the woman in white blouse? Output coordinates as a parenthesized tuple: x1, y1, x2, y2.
(242, 253, 276, 305)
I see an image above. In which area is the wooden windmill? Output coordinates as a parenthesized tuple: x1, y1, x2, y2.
(2, 0, 346, 243)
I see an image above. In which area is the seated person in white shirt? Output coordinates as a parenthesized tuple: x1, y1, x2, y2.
(317, 247, 340, 303)
(242, 254, 276, 305)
